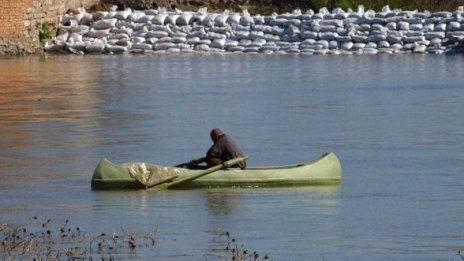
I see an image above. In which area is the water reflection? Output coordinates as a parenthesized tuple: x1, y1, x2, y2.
(205, 186, 341, 217)
(0, 56, 103, 177)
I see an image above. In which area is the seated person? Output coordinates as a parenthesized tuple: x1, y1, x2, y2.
(190, 128, 246, 169)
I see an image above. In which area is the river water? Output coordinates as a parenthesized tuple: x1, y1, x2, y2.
(0, 53, 463, 261)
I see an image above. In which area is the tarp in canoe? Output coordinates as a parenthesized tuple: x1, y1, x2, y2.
(126, 162, 184, 187)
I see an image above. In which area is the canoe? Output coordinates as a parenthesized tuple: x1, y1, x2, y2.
(91, 152, 342, 190)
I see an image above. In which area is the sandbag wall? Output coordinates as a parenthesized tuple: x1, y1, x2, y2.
(46, 6, 464, 55)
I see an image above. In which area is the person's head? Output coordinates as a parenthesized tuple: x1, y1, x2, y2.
(210, 128, 224, 142)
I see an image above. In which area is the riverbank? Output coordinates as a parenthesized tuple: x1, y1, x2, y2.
(45, 5, 464, 55)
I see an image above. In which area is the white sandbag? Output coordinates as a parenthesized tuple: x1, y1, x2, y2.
(171, 31, 188, 38)
(108, 33, 130, 40)
(211, 38, 226, 48)
(340, 41, 354, 50)
(386, 22, 397, 30)
(227, 13, 241, 24)
(195, 44, 210, 52)
(434, 23, 447, 31)
(155, 42, 176, 50)
(433, 11, 452, 18)
(319, 32, 337, 40)
(131, 36, 146, 43)
(177, 12, 193, 25)
(249, 31, 264, 40)
(377, 40, 390, 48)
(368, 33, 387, 42)
(72, 9, 85, 22)
(240, 13, 254, 25)
(191, 12, 207, 24)
(251, 38, 266, 47)
(206, 32, 227, 40)
(85, 28, 111, 38)
(153, 13, 168, 25)
(114, 8, 132, 20)
(146, 37, 158, 44)
(68, 32, 83, 42)
(238, 39, 252, 46)
(61, 16, 79, 27)
(352, 42, 366, 50)
(172, 36, 187, 43)
(224, 39, 239, 48)
(352, 35, 368, 43)
(398, 21, 410, 30)
(166, 14, 179, 25)
(409, 23, 423, 31)
(176, 43, 191, 49)
(201, 13, 216, 26)
(92, 11, 107, 21)
(300, 31, 318, 40)
(65, 41, 86, 52)
(104, 11, 117, 19)
(80, 12, 94, 26)
(244, 46, 260, 52)
(429, 38, 443, 45)
(144, 9, 158, 15)
(233, 30, 250, 39)
(413, 44, 427, 53)
(115, 38, 132, 47)
(253, 15, 265, 24)
(366, 42, 377, 48)
(262, 33, 280, 41)
(92, 18, 117, 30)
(187, 37, 201, 44)
(199, 39, 212, 45)
(136, 15, 154, 23)
(448, 21, 461, 31)
(147, 31, 169, 38)
(406, 31, 424, 37)
(112, 27, 133, 35)
(363, 47, 378, 54)
(132, 43, 153, 50)
(336, 35, 352, 42)
(403, 36, 425, 43)
(228, 46, 245, 52)
(85, 39, 106, 53)
(128, 11, 146, 22)
(105, 44, 127, 53)
(215, 14, 229, 26)
(260, 43, 280, 52)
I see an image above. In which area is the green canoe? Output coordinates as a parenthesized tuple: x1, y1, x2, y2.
(91, 152, 342, 190)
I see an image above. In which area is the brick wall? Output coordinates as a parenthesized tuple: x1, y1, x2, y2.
(0, 0, 32, 39)
(0, 0, 99, 55)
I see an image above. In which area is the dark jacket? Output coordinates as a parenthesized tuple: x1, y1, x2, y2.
(206, 134, 246, 169)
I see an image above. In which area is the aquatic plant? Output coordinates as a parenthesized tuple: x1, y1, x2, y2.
(0, 217, 156, 261)
(1, 217, 271, 260)
(212, 229, 271, 261)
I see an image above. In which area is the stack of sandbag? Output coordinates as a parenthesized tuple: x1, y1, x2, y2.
(45, 5, 464, 55)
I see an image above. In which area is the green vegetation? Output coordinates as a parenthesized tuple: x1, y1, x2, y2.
(37, 22, 53, 44)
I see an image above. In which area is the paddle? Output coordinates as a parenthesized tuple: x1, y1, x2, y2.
(175, 157, 205, 168)
(167, 156, 248, 188)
